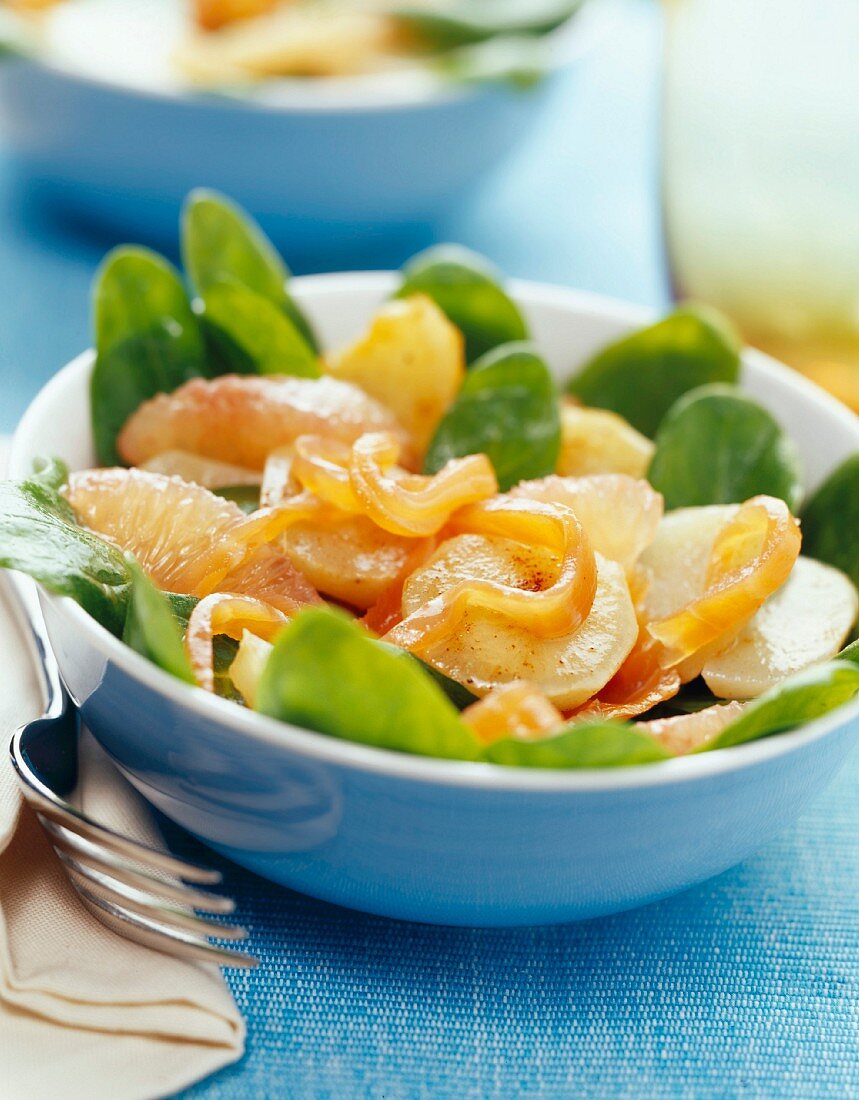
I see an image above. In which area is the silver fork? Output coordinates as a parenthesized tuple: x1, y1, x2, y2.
(5, 572, 257, 969)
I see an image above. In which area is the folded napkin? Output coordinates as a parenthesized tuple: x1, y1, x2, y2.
(0, 572, 245, 1097)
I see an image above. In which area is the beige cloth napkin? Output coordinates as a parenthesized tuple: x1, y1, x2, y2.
(0, 501, 245, 1097)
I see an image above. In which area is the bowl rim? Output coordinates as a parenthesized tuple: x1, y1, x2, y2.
(2, 0, 613, 115)
(10, 272, 859, 794)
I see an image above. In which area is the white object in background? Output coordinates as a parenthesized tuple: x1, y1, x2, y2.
(663, 0, 859, 405)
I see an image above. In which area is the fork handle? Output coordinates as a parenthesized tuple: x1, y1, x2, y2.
(4, 572, 79, 795)
(4, 571, 67, 720)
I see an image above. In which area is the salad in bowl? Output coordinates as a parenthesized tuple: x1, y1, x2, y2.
(1, 0, 588, 94)
(5, 190, 859, 776)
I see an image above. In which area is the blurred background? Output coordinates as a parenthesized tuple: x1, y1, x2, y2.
(0, 0, 857, 428)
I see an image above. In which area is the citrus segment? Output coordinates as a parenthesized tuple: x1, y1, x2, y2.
(509, 474, 663, 573)
(462, 681, 564, 745)
(637, 701, 745, 755)
(117, 374, 410, 470)
(221, 543, 321, 613)
(65, 468, 265, 596)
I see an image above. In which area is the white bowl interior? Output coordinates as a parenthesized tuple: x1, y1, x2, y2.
(9, 273, 859, 789)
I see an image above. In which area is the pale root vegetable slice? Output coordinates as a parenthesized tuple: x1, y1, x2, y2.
(702, 557, 859, 699)
(573, 636, 680, 721)
(186, 594, 287, 693)
(64, 468, 283, 596)
(388, 498, 598, 654)
(361, 538, 438, 635)
(637, 702, 745, 755)
(140, 450, 261, 489)
(557, 401, 655, 478)
(284, 514, 417, 610)
(509, 474, 663, 574)
(462, 682, 564, 745)
(325, 296, 465, 454)
(647, 496, 801, 670)
(396, 538, 636, 709)
(118, 375, 409, 471)
(228, 631, 274, 708)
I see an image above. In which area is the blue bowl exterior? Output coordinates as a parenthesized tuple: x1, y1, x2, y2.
(42, 594, 859, 927)
(0, 58, 559, 256)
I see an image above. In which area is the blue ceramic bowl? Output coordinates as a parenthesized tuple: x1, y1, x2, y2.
(10, 275, 859, 926)
(0, 5, 608, 259)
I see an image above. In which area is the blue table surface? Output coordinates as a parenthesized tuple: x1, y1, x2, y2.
(3, 3, 859, 1097)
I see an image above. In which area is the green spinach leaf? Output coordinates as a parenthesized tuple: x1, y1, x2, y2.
(200, 281, 321, 379)
(122, 557, 195, 683)
(648, 384, 803, 510)
(91, 247, 206, 465)
(484, 720, 671, 768)
(257, 608, 481, 760)
(392, 0, 583, 49)
(181, 188, 317, 352)
(424, 342, 560, 490)
(703, 660, 859, 752)
(396, 244, 528, 364)
(801, 454, 859, 591)
(213, 485, 261, 514)
(566, 305, 741, 438)
(436, 35, 550, 90)
(0, 459, 130, 635)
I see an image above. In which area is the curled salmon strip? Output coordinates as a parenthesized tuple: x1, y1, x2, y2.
(509, 474, 663, 574)
(395, 540, 636, 710)
(139, 450, 261, 490)
(573, 635, 680, 722)
(647, 495, 801, 671)
(462, 681, 564, 746)
(118, 375, 412, 471)
(290, 431, 498, 537)
(186, 594, 289, 693)
(260, 438, 427, 610)
(386, 498, 598, 654)
(351, 433, 498, 537)
(65, 468, 294, 596)
(637, 701, 745, 755)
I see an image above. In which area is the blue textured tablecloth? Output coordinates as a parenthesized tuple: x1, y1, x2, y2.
(2, 3, 858, 1096)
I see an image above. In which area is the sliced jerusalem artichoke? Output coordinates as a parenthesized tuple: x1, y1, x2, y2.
(325, 295, 465, 455)
(702, 557, 859, 699)
(556, 401, 654, 479)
